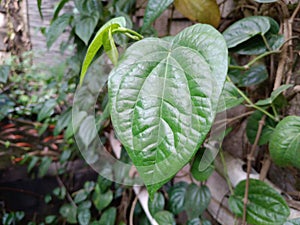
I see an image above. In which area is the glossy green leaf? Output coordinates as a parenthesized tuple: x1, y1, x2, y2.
(167, 181, 187, 214)
(78, 115, 98, 148)
(103, 27, 119, 65)
(255, 84, 293, 106)
(217, 81, 244, 112)
(246, 110, 277, 145)
(228, 64, 268, 87)
(229, 179, 290, 225)
(109, 24, 228, 197)
(79, 17, 126, 85)
(148, 192, 165, 215)
(74, 190, 88, 203)
(45, 215, 56, 224)
(92, 186, 113, 211)
(223, 16, 275, 48)
(184, 184, 211, 220)
(54, 108, 72, 135)
(60, 204, 77, 224)
(78, 208, 91, 225)
(0, 65, 10, 83)
(269, 116, 300, 168)
(232, 33, 284, 55)
(46, 14, 72, 48)
(153, 211, 175, 225)
(38, 99, 57, 121)
(75, 14, 99, 45)
(98, 207, 116, 225)
(142, 0, 174, 31)
(38, 157, 52, 177)
(191, 149, 214, 181)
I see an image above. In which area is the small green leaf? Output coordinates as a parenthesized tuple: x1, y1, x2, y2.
(246, 111, 277, 145)
(223, 16, 274, 48)
(45, 215, 56, 224)
(218, 81, 244, 112)
(74, 190, 88, 203)
(142, 0, 174, 31)
(27, 156, 39, 173)
(255, 84, 293, 106)
(184, 184, 211, 220)
(60, 204, 77, 224)
(228, 64, 268, 87)
(78, 115, 98, 148)
(232, 33, 284, 55)
(92, 187, 113, 211)
(75, 14, 99, 45)
(269, 116, 300, 168)
(0, 65, 10, 83)
(153, 210, 176, 225)
(148, 192, 165, 216)
(54, 107, 72, 135)
(109, 23, 228, 197)
(79, 17, 126, 85)
(46, 14, 71, 48)
(78, 208, 91, 225)
(99, 207, 117, 225)
(38, 157, 52, 177)
(103, 27, 119, 65)
(229, 179, 290, 225)
(38, 99, 57, 121)
(191, 149, 214, 181)
(167, 182, 187, 214)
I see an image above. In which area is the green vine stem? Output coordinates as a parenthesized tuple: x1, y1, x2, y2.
(228, 50, 281, 71)
(226, 76, 278, 121)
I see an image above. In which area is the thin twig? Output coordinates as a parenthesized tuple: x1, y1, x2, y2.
(55, 174, 77, 208)
(242, 115, 266, 225)
(129, 194, 138, 225)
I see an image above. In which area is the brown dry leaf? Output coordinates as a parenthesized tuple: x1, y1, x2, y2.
(174, 0, 221, 28)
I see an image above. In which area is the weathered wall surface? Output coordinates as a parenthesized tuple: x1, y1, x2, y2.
(27, 0, 73, 65)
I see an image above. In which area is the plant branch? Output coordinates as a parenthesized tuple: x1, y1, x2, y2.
(226, 76, 277, 121)
(228, 50, 280, 71)
(242, 115, 266, 225)
(129, 194, 138, 225)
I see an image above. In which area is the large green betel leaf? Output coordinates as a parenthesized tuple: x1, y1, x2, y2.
(269, 116, 300, 168)
(229, 179, 290, 225)
(109, 24, 228, 197)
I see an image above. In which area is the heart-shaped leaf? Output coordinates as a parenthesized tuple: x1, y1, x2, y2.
(228, 64, 268, 87)
(153, 211, 176, 225)
(269, 116, 300, 168)
(223, 16, 275, 48)
(148, 192, 165, 215)
(229, 179, 290, 225)
(184, 184, 211, 220)
(109, 24, 228, 197)
(167, 181, 187, 214)
(174, 0, 220, 27)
